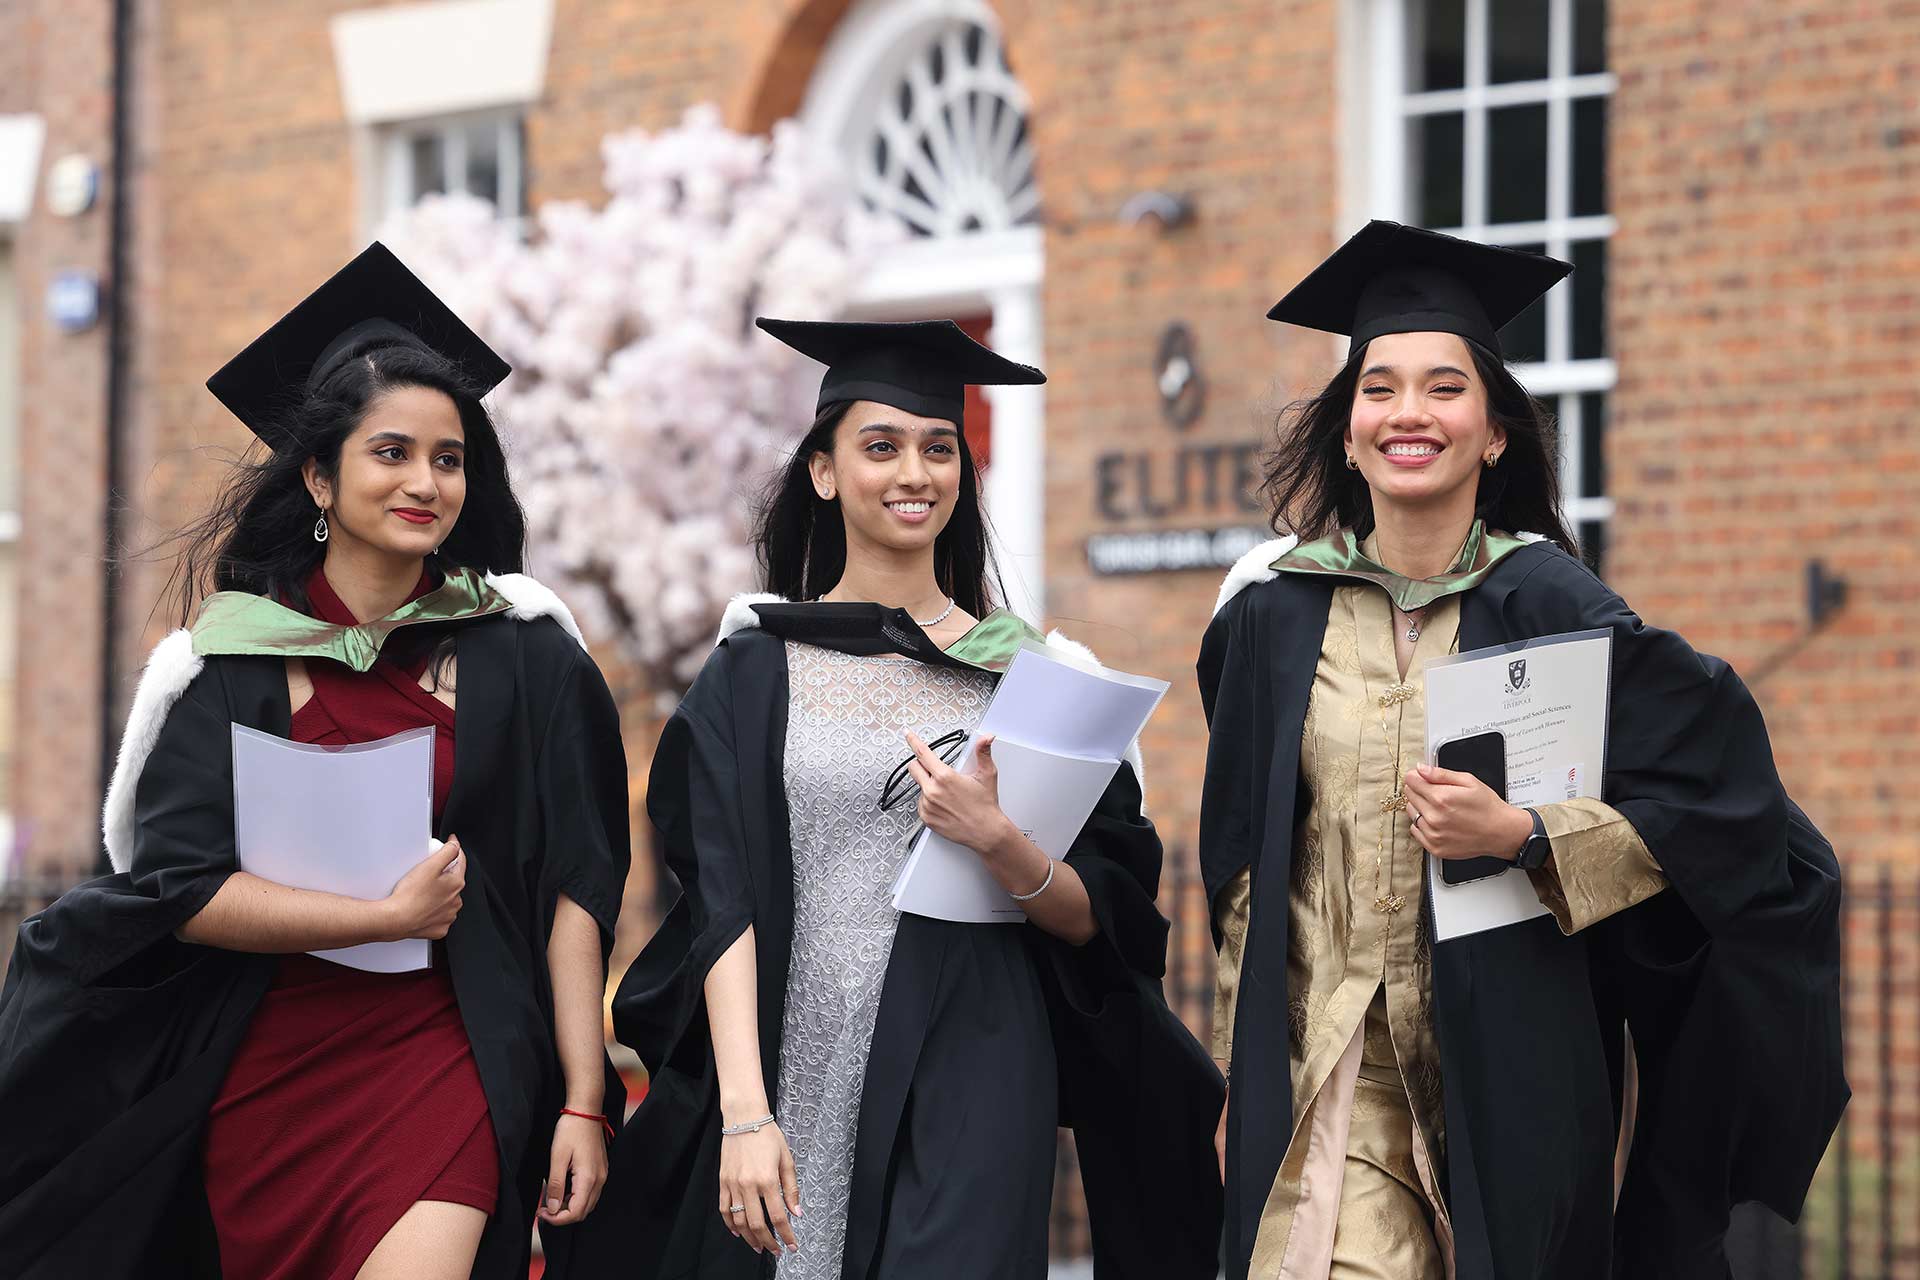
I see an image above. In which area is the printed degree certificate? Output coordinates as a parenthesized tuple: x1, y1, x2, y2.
(1421, 628, 1613, 942)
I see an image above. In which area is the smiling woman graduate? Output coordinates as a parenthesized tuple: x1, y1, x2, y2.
(0, 245, 629, 1280)
(1200, 222, 1846, 1279)
(562, 319, 1223, 1280)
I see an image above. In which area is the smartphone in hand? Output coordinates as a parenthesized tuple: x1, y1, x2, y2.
(1434, 731, 1513, 886)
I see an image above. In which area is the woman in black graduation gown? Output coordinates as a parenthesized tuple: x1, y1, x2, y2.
(0, 245, 630, 1279)
(1200, 221, 1846, 1279)
(569, 319, 1222, 1280)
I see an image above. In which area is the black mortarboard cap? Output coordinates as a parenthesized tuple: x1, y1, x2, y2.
(1267, 220, 1572, 360)
(207, 242, 510, 449)
(755, 317, 1045, 425)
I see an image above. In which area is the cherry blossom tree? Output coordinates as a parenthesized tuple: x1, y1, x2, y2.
(384, 106, 887, 695)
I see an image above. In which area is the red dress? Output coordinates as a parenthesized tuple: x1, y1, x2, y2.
(202, 569, 499, 1280)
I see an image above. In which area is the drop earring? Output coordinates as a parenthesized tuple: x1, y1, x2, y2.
(312, 509, 330, 543)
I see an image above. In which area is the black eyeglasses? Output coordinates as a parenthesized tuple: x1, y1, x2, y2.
(877, 729, 970, 812)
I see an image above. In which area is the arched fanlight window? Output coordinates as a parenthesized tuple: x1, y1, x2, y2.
(852, 20, 1039, 238)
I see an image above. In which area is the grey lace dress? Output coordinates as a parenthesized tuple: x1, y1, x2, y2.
(773, 642, 995, 1279)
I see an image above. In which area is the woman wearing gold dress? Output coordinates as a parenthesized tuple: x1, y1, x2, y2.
(1200, 222, 1845, 1280)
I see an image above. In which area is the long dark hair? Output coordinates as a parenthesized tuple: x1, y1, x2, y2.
(752, 401, 1002, 617)
(170, 339, 527, 625)
(1259, 339, 1578, 553)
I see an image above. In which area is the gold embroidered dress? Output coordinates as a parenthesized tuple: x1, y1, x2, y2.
(1211, 528, 1667, 1279)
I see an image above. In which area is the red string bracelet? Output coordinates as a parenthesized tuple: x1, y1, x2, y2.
(560, 1107, 616, 1142)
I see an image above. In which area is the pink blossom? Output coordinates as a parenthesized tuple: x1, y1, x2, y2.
(382, 107, 885, 694)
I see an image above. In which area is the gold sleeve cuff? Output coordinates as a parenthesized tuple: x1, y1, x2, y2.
(1212, 866, 1253, 1062)
(1525, 799, 1667, 935)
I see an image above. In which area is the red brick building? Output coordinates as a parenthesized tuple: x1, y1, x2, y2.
(2, 0, 1914, 1269)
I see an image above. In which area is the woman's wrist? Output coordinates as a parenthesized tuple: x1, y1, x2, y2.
(720, 1087, 772, 1124)
(982, 819, 1047, 887)
(1499, 804, 1537, 860)
(365, 895, 405, 944)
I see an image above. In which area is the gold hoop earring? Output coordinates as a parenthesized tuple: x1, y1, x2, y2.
(1484, 452, 1500, 468)
(1345, 454, 1360, 471)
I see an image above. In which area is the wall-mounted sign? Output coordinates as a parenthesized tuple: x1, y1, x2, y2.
(1084, 321, 1268, 575)
(1093, 442, 1264, 522)
(45, 153, 98, 218)
(1087, 525, 1269, 576)
(46, 270, 101, 332)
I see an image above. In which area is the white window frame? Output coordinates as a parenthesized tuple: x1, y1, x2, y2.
(378, 107, 528, 226)
(1352, 0, 1615, 553)
(801, 0, 1048, 621)
(331, 0, 551, 239)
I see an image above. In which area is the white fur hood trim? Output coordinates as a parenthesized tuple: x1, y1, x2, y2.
(485, 572, 585, 647)
(717, 595, 1150, 810)
(102, 630, 203, 873)
(102, 575, 584, 873)
(716, 592, 787, 646)
(1213, 535, 1299, 616)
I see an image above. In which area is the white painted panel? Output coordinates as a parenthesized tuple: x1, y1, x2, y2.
(0, 245, 17, 521)
(331, 0, 553, 125)
(0, 116, 45, 226)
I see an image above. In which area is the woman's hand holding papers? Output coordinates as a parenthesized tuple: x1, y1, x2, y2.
(1402, 767, 1534, 862)
(177, 836, 465, 953)
(904, 732, 1099, 945)
(906, 732, 1023, 860)
(380, 836, 466, 940)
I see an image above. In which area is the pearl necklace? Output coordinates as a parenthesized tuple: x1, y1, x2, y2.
(915, 597, 956, 627)
(814, 594, 957, 628)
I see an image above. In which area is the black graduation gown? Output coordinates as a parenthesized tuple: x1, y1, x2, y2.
(563, 605, 1224, 1280)
(1198, 541, 1847, 1280)
(0, 614, 631, 1279)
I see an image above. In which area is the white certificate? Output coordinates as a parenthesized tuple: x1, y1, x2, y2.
(891, 643, 1169, 924)
(1421, 628, 1613, 942)
(231, 724, 437, 972)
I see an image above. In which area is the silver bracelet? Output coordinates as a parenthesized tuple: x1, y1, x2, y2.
(721, 1113, 777, 1136)
(1009, 857, 1056, 902)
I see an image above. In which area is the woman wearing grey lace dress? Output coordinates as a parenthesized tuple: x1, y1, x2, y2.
(568, 320, 1223, 1280)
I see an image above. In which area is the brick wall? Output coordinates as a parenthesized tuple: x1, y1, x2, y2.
(6, 0, 116, 890)
(1609, 3, 1920, 1266)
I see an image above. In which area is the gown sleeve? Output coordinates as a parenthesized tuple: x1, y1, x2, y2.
(533, 638, 632, 947)
(1497, 549, 1846, 1250)
(1196, 592, 1263, 935)
(1057, 758, 1170, 985)
(0, 658, 263, 1273)
(609, 642, 757, 1076)
(1038, 756, 1226, 1280)
(125, 662, 247, 926)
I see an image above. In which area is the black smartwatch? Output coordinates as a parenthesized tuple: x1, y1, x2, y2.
(1513, 808, 1552, 870)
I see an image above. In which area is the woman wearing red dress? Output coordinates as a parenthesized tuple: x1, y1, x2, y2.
(0, 245, 630, 1279)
